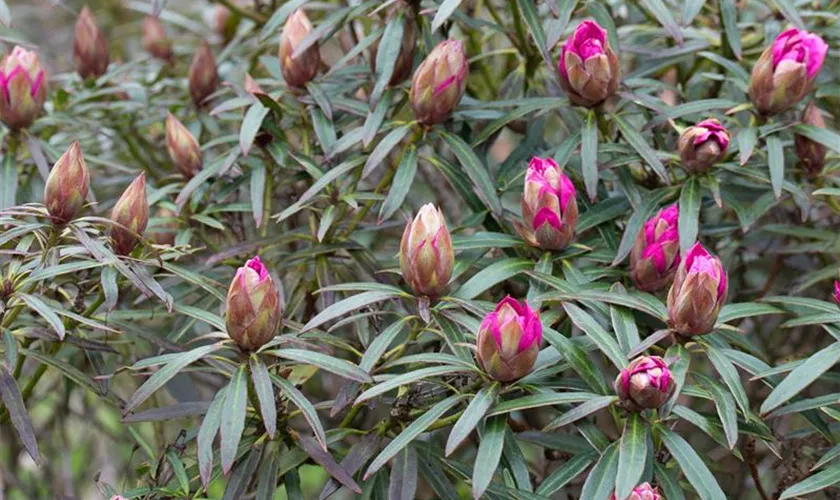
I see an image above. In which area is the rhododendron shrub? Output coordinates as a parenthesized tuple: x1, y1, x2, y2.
(0, 2, 837, 499)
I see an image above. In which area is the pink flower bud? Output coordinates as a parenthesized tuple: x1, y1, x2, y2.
(678, 118, 730, 173)
(370, 1, 417, 86)
(225, 256, 283, 351)
(615, 356, 675, 411)
(73, 6, 109, 79)
(189, 42, 218, 106)
(749, 29, 828, 115)
(279, 10, 320, 88)
(794, 101, 828, 175)
(612, 482, 663, 500)
(476, 297, 542, 382)
(399, 204, 454, 298)
(410, 39, 469, 125)
(834, 281, 840, 306)
(516, 157, 578, 250)
(667, 242, 727, 337)
(165, 113, 203, 178)
(0, 46, 47, 130)
(630, 205, 680, 292)
(558, 20, 621, 107)
(44, 142, 90, 224)
(110, 173, 149, 256)
(142, 16, 173, 61)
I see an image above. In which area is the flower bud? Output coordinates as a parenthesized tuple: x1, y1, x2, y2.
(630, 205, 680, 292)
(667, 242, 727, 337)
(794, 101, 828, 175)
(148, 207, 178, 246)
(410, 39, 469, 125)
(834, 281, 840, 306)
(558, 21, 620, 107)
(0, 46, 47, 130)
(678, 118, 730, 173)
(476, 297, 542, 382)
(615, 356, 675, 411)
(516, 157, 578, 250)
(279, 10, 320, 88)
(110, 173, 149, 256)
(44, 142, 90, 224)
(142, 16, 173, 61)
(749, 29, 828, 115)
(210, 3, 241, 43)
(399, 204, 454, 297)
(165, 113, 202, 178)
(73, 6, 109, 79)
(225, 256, 283, 351)
(189, 42, 218, 106)
(370, 1, 417, 86)
(612, 482, 663, 500)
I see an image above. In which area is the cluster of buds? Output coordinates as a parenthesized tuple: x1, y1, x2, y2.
(410, 39, 469, 125)
(0, 46, 47, 130)
(667, 242, 727, 337)
(188, 42, 218, 106)
(516, 157, 578, 250)
(370, 0, 417, 86)
(630, 205, 680, 292)
(749, 28, 828, 116)
(225, 256, 284, 351)
(279, 10, 320, 88)
(558, 20, 620, 107)
(476, 297, 542, 382)
(612, 483, 663, 500)
(73, 6, 109, 79)
(110, 173, 149, 256)
(44, 142, 90, 224)
(165, 113, 203, 178)
(399, 204, 454, 298)
(794, 102, 828, 175)
(142, 16, 173, 61)
(678, 118, 730, 173)
(615, 356, 675, 411)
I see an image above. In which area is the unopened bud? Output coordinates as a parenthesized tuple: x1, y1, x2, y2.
(399, 204, 454, 298)
(678, 118, 730, 173)
(410, 39, 469, 125)
(558, 21, 620, 107)
(516, 157, 578, 250)
(0, 46, 47, 130)
(630, 205, 680, 292)
(667, 242, 728, 337)
(370, 1, 417, 86)
(110, 173, 149, 256)
(794, 101, 828, 175)
(612, 482, 663, 500)
(476, 296, 542, 382)
(279, 10, 320, 88)
(44, 142, 90, 224)
(749, 28, 828, 115)
(165, 113, 203, 178)
(225, 256, 283, 351)
(189, 42, 218, 106)
(615, 356, 674, 411)
(73, 6, 109, 79)
(142, 16, 173, 61)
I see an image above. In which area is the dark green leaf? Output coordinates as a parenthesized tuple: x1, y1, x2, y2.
(221, 365, 248, 474)
(472, 415, 507, 499)
(616, 413, 648, 499)
(582, 110, 598, 201)
(660, 428, 727, 500)
(0, 364, 40, 464)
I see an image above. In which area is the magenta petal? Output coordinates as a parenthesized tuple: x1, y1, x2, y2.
(533, 207, 562, 230)
(558, 173, 576, 212)
(683, 242, 708, 270)
(246, 256, 269, 281)
(30, 70, 44, 97)
(692, 129, 713, 146)
(772, 29, 800, 66)
(717, 262, 728, 299)
(571, 21, 607, 55)
(495, 295, 524, 315)
(643, 243, 668, 273)
(434, 74, 456, 96)
(802, 33, 828, 78)
(558, 44, 568, 79)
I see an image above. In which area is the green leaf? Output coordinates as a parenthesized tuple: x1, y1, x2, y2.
(587, 1, 619, 51)
(124, 343, 223, 414)
(371, 15, 404, 105)
(438, 130, 503, 217)
(249, 356, 276, 439)
(760, 342, 840, 415)
(705, 345, 750, 418)
(240, 103, 269, 156)
(639, 0, 683, 44)
(378, 146, 418, 223)
(446, 383, 499, 456)
(250, 163, 266, 227)
(615, 413, 648, 499)
(15, 293, 65, 340)
(488, 391, 598, 416)
(535, 453, 595, 497)
(768, 0, 804, 30)
(271, 375, 327, 451)
(696, 374, 739, 449)
(719, 0, 741, 59)
(793, 124, 840, 154)
(648, 99, 739, 126)
(779, 463, 840, 499)
(259, 0, 309, 40)
(543, 327, 609, 394)
(671, 405, 741, 458)
(0, 364, 40, 464)
(516, 0, 548, 61)
(364, 394, 463, 479)
(660, 428, 727, 500)
(580, 441, 619, 500)
(544, 395, 617, 430)
(221, 365, 248, 474)
(766, 135, 784, 199)
(737, 127, 757, 165)
(431, 0, 463, 32)
(0, 152, 16, 209)
(454, 258, 532, 300)
(655, 462, 687, 500)
(612, 113, 669, 183)
(362, 125, 410, 179)
(582, 110, 599, 201)
(472, 415, 506, 499)
(270, 348, 373, 383)
(611, 290, 641, 355)
(661, 344, 690, 416)
(356, 366, 472, 404)
(678, 176, 701, 253)
(359, 317, 411, 372)
(302, 290, 400, 332)
(563, 303, 627, 370)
